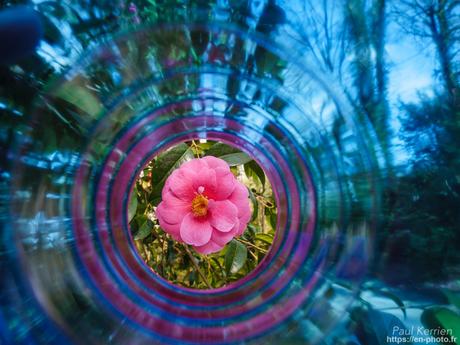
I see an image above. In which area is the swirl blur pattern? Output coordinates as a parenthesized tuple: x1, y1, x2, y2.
(0, 1, 388, 345)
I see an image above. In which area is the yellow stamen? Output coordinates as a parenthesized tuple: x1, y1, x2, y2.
(191, 194, 208, 217)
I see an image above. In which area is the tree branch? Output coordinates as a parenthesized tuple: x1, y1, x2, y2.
(184, 245, 211, 289)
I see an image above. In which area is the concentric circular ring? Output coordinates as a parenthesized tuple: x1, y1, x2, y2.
(8, 22, 377, 344)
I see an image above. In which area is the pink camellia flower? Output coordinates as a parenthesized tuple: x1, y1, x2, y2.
(155, 156, 251, 254)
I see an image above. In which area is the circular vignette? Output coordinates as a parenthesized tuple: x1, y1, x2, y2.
(72, 109, 315, 324)
(10, 22, 377, 345)
(126, 138, 278, 289)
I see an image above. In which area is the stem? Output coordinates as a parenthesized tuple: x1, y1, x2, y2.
(159, 234, 166, 276)
(184, 245, 212, 289)
(135, 240, 149, 261)
(258, 199, 265, 233)
(212, 257, 227, 284)
(236, 238, 268, 254)
(247, 248, 258, 261)
(191, 140, 202, 158)
(208, 256, 227, 284)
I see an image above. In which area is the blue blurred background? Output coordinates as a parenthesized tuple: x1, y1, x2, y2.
(0, 0, 459, 344)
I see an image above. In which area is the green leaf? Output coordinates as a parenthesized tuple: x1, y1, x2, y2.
(225, 240, 248, 274)
(128, 188, 138, 223)
(150, 143, 194, 205)
(219, 152, 253, 166)
(189, 270, 197, 285)
(135, 214, 148, 228)
(244, 224, 258, 240)
(268, 211, 277, 231)
(134, 221, 152, 240)
(151, 143, 190, 185)
(244, 160, 266, 187)
(204, 142, 240, 157)
(421, 307, 460, 341)
(255, 233, 274, 245)
(248, 189, 258, 222)
(443, 289, 460, 310)
(167, 240, 176, 264)
(202, 142, 253, 166)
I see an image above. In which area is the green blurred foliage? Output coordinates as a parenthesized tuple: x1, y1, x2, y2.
(129, 140, 276, 289)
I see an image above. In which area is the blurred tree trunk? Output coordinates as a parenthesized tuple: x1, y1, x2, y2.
(345, 0, 392, 170)
(396, 0, 460, 107)
(426, 1, 458, 105)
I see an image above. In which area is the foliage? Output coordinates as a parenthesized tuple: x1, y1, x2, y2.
(0, 0, 459, 340)
(380, 93, 460, 284)
(129, 141, 276, 289)
(314, 280, 460, 345)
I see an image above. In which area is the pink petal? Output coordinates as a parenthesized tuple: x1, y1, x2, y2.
(181, 159, 205, 172)
(155, 197, 190, 224)
(168, 170, 195, 201)
(194, 240, 225, 255)
(161, 179, 171, 200)
(179, 162, 199, 182)
(180, 213, 213, 246)
(212, 219, 239, 246)
(157, 217, 181, 240)
(192, 167, 217, 195)
(202, 156, 230, 171)
(211, 167, 235, 200)
(179, 167, 198, 183)
(162, 189, 190, 208)
(226, 183, 251, 236)
(240, 205, 251, 223)
(156, 203, 181, 240)
(235, 205, 251, 236)
(236, 218, 249, 236)
(228, 182, 249, 214)
(209, 200, 238, 232)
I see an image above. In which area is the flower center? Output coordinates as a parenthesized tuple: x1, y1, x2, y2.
(191, 194, 208, 217)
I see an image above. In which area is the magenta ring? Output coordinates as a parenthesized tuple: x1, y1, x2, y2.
(72, 100, 318, 342)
